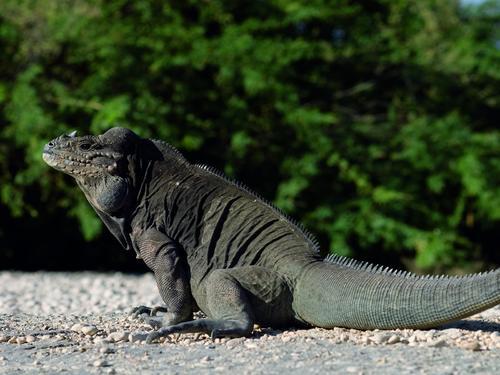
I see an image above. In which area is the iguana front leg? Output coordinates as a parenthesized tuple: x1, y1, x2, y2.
(131, 228, 193, 327)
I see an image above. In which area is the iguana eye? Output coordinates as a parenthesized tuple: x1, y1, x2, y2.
(79, 143, 92, 151)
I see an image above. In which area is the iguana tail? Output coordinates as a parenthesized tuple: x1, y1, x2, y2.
(293, 255, 500, 329)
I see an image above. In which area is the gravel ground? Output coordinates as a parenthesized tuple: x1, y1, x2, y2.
(0, 272, 499, 374)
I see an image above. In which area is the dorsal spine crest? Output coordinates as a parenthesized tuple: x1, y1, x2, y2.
(151, 139, 187, 162)
(194, 163, 321, 253)
(324, 253, 496, 281)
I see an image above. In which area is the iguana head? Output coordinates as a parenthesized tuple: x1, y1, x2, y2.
(43, 127, 141, 214)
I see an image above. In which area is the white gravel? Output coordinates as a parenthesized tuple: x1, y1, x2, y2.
(0, 271, 499, 374)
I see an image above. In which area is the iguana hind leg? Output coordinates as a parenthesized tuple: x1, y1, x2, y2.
(146, 266, 295, 343)
(147, 268, 255, 343)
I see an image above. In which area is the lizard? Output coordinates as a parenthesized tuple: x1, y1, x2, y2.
(42, 127, 500, 343)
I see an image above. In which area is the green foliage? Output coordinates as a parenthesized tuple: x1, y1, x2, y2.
(1, 0, 499, 271)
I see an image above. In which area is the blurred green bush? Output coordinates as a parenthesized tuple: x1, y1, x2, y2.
(0, 0, 499, 272)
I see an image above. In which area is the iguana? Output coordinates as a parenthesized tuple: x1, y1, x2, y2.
(42, 127, 500, 343)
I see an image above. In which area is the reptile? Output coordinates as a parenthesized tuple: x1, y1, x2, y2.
(42, 127, 500, 343)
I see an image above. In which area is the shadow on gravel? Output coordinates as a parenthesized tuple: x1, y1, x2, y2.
(441, 319, 500, 332)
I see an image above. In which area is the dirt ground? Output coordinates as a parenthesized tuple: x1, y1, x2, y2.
(1, 272, 499, 374)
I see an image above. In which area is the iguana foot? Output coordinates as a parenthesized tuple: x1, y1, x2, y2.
(130, 305, 168, 318)
(146, 318, 252, 344)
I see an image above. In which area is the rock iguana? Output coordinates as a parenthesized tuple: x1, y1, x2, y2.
(42, 127, 500, 343)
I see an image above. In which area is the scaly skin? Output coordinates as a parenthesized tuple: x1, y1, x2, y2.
(43, 128, 500, 342)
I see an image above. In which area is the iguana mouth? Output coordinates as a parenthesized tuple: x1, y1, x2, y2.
(43, 151, 118, 177)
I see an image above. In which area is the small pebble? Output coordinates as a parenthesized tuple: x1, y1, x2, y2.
(16, 337, 26, 344)
(129, 332, 149, 343)
(427, 339, 447, 348)
(441, 328, 462, 339)
(93, 360, 110, 367)
(377, 358, 388, 365)
(387, 335, 400, 344)
(93, 337, 111, 344)
(458, 341, 481, 351)
(0, 335, 10, 343)
(25, 335, 36, 343)
(371, 333, 391, 345)
(71, 323, 84, 332)
(107, 331, 129, 343)
(99, 347, 115, 354)
(81, 325, 98, 336)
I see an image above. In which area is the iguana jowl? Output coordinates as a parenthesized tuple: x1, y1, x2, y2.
(43, 127, 500, 342)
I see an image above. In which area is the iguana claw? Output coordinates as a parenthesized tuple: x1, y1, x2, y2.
(146, 328, 171, 344)
(130, 305, 168, 318)
(130, 305, 151, 317)
(146, 328, 186, 344)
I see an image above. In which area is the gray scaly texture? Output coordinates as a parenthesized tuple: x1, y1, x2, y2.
(42, 127, 500, 342)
